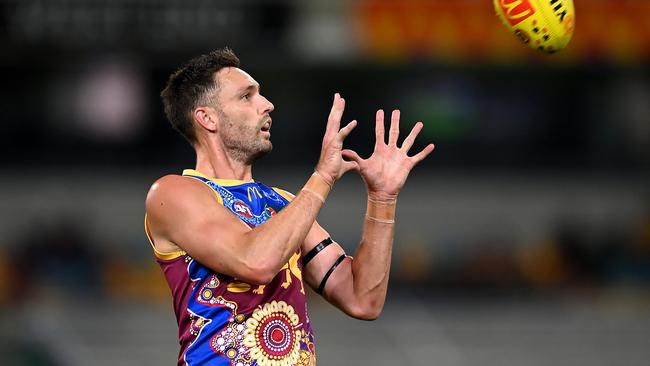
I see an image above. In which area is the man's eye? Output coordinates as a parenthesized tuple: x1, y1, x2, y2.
(242, 93, 250, 100)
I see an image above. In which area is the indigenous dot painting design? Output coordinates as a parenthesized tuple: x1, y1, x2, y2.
(211, 313, 250, 364)
(208, 307, 315, 366)
(198, 275, 221, 304)
(195, 178, 276, 227)
(244, 301, 302, 366)
(296, 332, 316, 366)
(173, 172, 317, 365)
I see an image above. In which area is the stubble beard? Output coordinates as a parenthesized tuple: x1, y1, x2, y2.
(218, 112, 273, 165)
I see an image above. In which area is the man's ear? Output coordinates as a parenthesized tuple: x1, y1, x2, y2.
(194, 106, 218, 133)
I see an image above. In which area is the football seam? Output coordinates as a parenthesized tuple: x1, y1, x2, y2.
(536, 0, 563, 52)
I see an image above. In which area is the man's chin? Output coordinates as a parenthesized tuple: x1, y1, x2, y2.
(249, 143, 273, 163)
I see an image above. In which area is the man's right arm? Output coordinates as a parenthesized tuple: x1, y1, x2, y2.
(146, 173, 326, 284)
(145, 93, 358, 285)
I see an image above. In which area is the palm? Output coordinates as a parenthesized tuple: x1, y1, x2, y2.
(360, 142, 410, 197)
(343, 110, 434, 200)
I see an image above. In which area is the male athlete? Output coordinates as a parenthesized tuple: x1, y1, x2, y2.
(145, 48, 434, 366)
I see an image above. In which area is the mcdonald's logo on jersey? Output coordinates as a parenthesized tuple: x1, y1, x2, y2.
(498, 0, 536, 26)
(247, 186, 262, 202)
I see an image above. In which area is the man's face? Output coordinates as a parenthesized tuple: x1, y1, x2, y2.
(213, 67, 275, 164)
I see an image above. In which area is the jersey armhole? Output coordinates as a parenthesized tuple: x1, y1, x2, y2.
(144, 214, 186, 260)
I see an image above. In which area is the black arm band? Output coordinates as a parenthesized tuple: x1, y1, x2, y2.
(317, 254, 346, 295)
(302, 237, 333, 267)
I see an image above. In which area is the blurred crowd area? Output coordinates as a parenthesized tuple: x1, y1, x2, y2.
(1, 0, 648, 297)
(0, 0, 649, 365)
(1, 199, 649, 305)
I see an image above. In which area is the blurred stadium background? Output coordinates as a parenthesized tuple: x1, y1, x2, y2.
(1, 0, 649, 365)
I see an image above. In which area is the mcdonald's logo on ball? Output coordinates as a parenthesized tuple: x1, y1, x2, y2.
(494, 0, 575, 54)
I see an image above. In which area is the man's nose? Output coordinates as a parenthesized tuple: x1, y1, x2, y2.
(260, 95, 274, 114)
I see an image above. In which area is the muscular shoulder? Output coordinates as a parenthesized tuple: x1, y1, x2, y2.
(147, 174, 199, 206)
(145, 174, 219, 223)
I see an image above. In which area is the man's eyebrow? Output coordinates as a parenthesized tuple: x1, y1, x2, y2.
(238, 83, 260, 94)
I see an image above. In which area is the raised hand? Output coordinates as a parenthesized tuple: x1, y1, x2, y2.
(314, 93, 359, 185)
(342, 109, 434, 201)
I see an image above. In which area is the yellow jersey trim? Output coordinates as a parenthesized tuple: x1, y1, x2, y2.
(183, 169, 254, 186)
(272, 187, 294, 202)
(144, 214, 186, 260)
(182, 170, 225, 205)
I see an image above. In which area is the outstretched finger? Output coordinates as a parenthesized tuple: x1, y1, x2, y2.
(387, 109, 400, 145)
(410, 143, 435, 165)
(336, 120, 357, 142)
(375, 109, 385, 145)
(326, 93, 345, 137)
(401, 122, 424, 153)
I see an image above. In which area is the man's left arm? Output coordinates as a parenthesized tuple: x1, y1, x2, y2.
(302, 109, 434, 320)
(301, 216, 394, 320)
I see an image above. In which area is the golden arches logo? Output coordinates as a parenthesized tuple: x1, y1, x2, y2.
(247, 186, 262, 202)
(498, 0, 536, 26)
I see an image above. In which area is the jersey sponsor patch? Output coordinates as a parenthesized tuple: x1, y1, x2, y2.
(233, 200, 253, 219)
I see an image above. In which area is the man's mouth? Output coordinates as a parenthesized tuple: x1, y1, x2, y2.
(261, 118, 272, 132)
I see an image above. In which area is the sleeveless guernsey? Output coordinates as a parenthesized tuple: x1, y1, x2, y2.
(145, 169, 316, 366)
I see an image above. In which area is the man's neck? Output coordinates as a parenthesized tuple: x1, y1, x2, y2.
(194, 142, 254, 182)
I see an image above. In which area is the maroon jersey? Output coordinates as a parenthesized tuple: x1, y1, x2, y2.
(145, 169, 316, 366)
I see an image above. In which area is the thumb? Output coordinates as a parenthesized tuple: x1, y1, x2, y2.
(342, 149, 363, 164)
(341, 160, 360, 174)
(337, 120, 357, 143)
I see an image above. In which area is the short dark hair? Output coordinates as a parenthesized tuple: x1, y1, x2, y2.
(161, 48, 240, 145)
